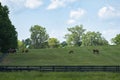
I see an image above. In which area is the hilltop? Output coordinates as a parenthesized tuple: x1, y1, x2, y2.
(0, 45, 120, 66)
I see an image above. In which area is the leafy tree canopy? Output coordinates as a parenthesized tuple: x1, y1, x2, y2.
(65, 25, 86, 46)
(60, 41, 67, 47)
(0, 3, 17, 53)
(111, 34, 120, 45)
(48, 38, 59, 48)
(82, 31, 108, 46)
(30, 25, 49, 48)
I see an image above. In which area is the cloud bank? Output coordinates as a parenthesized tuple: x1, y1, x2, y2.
(0, 0, 43, 9)
(98, 6, 120, 19)
(67, 8, 86, 24)
(47, 0, 78, 10)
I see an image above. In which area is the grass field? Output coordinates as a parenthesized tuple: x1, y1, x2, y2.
(0, 72, 120, 80)
(0, 45, 120, 66)
(0, 46, 120, 80)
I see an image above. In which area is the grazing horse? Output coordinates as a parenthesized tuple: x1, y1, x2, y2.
(93, 49, 99, 54)
(25, 49, 28, 53)
(8, 48, 16, 53)
(69, 50, 74, 54)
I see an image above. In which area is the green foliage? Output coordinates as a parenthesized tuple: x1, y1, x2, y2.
(22, 38, 32, 48)
(30, 25, 49, 48)
(0, 3, 17, 53)
(60, 41, 68, 47)
(65, 25, 109, 47)
(0, 72, 120, 80)
(82, 31, 108, 46)
(18, 40, 24, 48)
(17, 40, 28, 52)
(23, 38, 31, 46)
(65, 25, 86, 46)
(48, 38, 60, 48)
(111, 34, 120, 45)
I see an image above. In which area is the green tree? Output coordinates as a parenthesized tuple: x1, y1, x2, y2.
(111, 34, 120, 45)
(0, 3, 17, 53)
(18, 40, 25, 51)
(61, 41, 67, 47)
(65, 25, 86, 46)
(18, 40, 23, 48)
(82, 31, 108, 46)
(48, 38, 59, 48)
(22, 38, 31, 48)
(30, 25, 49, 48)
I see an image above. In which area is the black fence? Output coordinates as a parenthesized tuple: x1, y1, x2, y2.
(0, 66, 120, 72)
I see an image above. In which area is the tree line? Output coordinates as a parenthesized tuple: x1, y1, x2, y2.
(20, 25, 109, 49)
(0, 3, 120, 53)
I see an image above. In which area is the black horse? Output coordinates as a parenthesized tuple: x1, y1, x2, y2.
(69, 50, 74, 54)
(93, 49, 99, 54)
(8, 48, 16, 53)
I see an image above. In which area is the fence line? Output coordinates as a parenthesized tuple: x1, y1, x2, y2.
(0, 66, 120, 72)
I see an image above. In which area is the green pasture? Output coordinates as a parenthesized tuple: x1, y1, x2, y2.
(0, 45, 120, 66)
(0, 72, 120, 80)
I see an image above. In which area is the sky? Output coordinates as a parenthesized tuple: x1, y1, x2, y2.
(0, 0, 120, 44)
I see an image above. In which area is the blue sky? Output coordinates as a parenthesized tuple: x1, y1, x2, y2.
(0, 0, 120, 44)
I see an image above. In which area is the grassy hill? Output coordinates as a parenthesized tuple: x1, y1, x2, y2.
(0, 45, 120, 66)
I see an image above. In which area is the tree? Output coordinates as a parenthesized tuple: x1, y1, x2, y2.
(61, 41, 67, 47)
(65, 25, 86, 46)
(30, 25, 49, 48)
(48, 38, 59, 48)
(82, 31, 108, 46)
(0, 3, 17, 53)
(18, 40, 23, 48)
(111, 34, 120, 45)
(18, 40, 24, 50)
(22, 38, 32, 48)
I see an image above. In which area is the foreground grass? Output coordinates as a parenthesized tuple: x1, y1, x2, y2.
(0, 45, 120, 65)
(0, 72, 120, 80)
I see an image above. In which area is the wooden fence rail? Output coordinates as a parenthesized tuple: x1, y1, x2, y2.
(0, 66, 120, 72)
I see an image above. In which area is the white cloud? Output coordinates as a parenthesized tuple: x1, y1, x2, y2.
(0, 0, 3, 2)
(0, 0, 43, 9)
(70, 8, 85, 19)
(47, 0, 78, 10)
(67, 8, 86, 24)
(98, 6, 120, 19)
(25, 0, 43, 9)
(67, 19, 76, 24)
(0, 0, 7, 5)
(47, 0, 65, 10)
